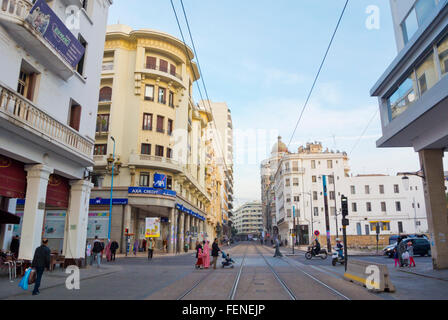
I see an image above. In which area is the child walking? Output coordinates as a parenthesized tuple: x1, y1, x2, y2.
(407, 242, 416, 267)
(393, 248, 399, 267)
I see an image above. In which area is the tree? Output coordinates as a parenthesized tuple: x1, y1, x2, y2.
(231, 226, 238, 237)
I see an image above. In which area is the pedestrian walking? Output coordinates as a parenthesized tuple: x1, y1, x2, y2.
(110, 240, 119, 261)
(273, 238, 283, 257)
(31, 238, 51, 296)
(86, 242, 93, 266)
(10, 235, 20, 259)
(195, 240, 202, 259)
(92, 236, 103, 268)
(163, 238, 168, 253)
(133, 239, 139, 255)
(142, 239, 147, 252)
(393, 248, 399, 267)
(196, 247, 204, 269)
(105, 241, 112, 262)
(398, 238, 407, 267)
(407, 242, 416, 267)
(100, 240, 105, 260)
(211, 238, 221, 269)
(147, 238, 154, 260)
(203, 240, 210, 269)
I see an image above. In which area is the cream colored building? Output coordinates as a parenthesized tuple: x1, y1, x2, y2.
(90, 25, 213, 253)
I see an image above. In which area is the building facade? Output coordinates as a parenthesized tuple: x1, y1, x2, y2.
(0, 0, 111, 264)
(200, 100, 234, 239)
(261, 139, 429, 248)
(90, 25, 213, 254)
(232, 201, 263, 240)
(370, 0, 448, 268)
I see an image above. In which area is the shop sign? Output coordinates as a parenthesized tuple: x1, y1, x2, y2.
(25, 0, 85, 68)
(90, 198, 128, 205)
(153, 173, 167, 189)
(145, 217, 160, 238)
(128, 187, 176, 197)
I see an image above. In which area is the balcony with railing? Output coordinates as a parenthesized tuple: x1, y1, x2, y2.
(0, 0, 77, 80)
(0, 82, 94, 165)
(140, 63, 185, 89)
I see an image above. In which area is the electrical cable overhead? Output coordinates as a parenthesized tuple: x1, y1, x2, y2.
(349, 108, 379, 155)
(286, 0, 349, 150)
(170, 0, 230, 175)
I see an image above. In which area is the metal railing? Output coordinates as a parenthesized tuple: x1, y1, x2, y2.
(143, 64, 183, 81)
(0, 82, 93, 159)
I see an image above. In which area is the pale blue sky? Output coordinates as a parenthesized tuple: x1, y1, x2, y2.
(108, 1, 446, 206)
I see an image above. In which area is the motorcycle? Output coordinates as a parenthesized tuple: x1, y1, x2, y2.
(331, 247, 345, 266)
(305, 246, 328, 260)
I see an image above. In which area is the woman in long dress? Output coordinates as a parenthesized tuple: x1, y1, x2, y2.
(105, 241, 112, 262)
(203, 240, 210, 269)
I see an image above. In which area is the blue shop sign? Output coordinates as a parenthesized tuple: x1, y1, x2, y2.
(153, 173, 167, 189)
(90, 198, 128, 206)
(175, 203, 205, 221)
(128, 187, 176, 197)
(25, 0, 85, 68)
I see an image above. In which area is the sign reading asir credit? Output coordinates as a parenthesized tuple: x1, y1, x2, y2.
(25, 0, 85, 68)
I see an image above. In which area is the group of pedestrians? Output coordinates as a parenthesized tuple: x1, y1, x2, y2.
(393, 241, 416, 268)
(86, 236, 120, 268)
(195, 238, 222, 269)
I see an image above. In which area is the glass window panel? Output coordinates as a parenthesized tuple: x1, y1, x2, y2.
(416, 53, 438, 95)
(402, 8, 418, 44)
(438, 33, 448, 76)
(415, 0, 437, 26)
(388, 73, 418, 120)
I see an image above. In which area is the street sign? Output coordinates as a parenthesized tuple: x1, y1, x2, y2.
(314, 230, 320, 236)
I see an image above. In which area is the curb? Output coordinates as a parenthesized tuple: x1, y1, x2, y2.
(397, 269, 448, 282)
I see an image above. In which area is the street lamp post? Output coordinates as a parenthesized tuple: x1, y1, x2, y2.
(108, 136, 115, 241)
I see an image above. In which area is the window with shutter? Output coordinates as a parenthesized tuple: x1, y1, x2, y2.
(170, 64, 176, 76)
(146, 56, 156, 69)
(69, 101, 82, 131)
(160, 59, 168, 72)
(99, 86, 112, 102)
(157, 116, 164, 133)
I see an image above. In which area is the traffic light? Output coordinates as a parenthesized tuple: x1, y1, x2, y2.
(341, 195, 349, 226)
(125, 228, 129, 234)
(341, 195, 348, 217)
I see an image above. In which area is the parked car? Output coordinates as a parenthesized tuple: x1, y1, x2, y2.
(388, 234, 428, 245)
(383, 237, 431, 258)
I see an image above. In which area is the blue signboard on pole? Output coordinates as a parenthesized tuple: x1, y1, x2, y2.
(25, 0, 85, 68)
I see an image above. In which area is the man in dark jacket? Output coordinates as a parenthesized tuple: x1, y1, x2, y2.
(211, 238, 221, 269)
(31, 238, 51, 296)
(10, 235, 20, 259)
(110, 241, 119, 261)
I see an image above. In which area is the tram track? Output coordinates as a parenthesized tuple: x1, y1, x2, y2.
(257, 244, 351, 300)
(253, 244, 297, 300)
(177, 243, 247, 300)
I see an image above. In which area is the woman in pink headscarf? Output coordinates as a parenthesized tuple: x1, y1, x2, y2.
(105, 241, 112, 262)
(203, 240, 210, 269)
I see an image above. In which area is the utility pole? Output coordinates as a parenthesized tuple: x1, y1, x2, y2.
(332, 173, 338, 238)
(341, 195, 349, 271)
(322, 175, 332, 253)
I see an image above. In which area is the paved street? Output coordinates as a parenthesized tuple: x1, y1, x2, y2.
(3, 242, 446, 300)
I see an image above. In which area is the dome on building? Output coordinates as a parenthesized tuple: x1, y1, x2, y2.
(271, 136, 289, 155)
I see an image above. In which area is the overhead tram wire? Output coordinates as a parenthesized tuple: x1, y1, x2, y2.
(349, 108, 379, 155)
(170, 0, 230, 174)
(273, 0, 350, 177)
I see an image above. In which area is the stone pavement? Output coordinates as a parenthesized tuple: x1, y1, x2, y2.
(397, 260, 448, 281)
(0, 263, 122, 300)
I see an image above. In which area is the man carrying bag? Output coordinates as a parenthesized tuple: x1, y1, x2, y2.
(31, 238, 51, 296)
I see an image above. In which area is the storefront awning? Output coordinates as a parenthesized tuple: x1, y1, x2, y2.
(0, 209, 20, 224)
